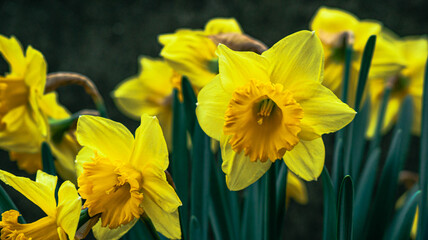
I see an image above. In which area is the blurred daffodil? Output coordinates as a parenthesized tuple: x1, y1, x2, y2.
(0, 35, 80, 182)
(159, 18, 244, 88)
(310, 7, 405, 106)
(75, 115, 181, 239)
(196, 31, 356, 190)
(286, 172, 308, 207)
(367, 36, 427, 137)
(112, 57, 181, 149)
(0, 170, 81, 239)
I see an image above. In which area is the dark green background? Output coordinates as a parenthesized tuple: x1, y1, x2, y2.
(0, 0, 426, 239)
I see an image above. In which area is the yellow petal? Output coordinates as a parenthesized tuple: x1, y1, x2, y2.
(75, 146, 96, 178)
(142, 166, 181, 213)
(217, 44, 269, 94)
(9, 151, 42, 174)
(141, 197, 181, 239)
(298, 82, 356, 140)
(138, 57, 175, 95)
(370, 34, 406, 78)
(283, 138, 325, 181)
(56, 181, 82, 240)
(131, 115, 169, 172)
(35, 170, 58, 192)
(196, 75, 231, 140)
(0, 106, 43, 152)
(160, 33, 217, 88)
(286, 172, 308, 204)
(0, 35, 26, 78)
(76, 115, 134, 162)
(310, 7, 359, 34)
(24, 46, 46, 94)
(0, 170, 56, 216)
(50, 133, 80, 185)
(39, 92, 70, 119)
(220, 135, 272, 191)
(113, 76, 164, 118)
(204, 18, 243, 35)
(262, 31, 324, 88)
(400, 37, 428, 68)
(352, 21, 382, 50)
(92, 218, 138, 240)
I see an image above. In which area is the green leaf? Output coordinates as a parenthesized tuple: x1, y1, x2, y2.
(340, 41, 353, 104)
(275, 163, 288, 235)
(0, 184, 25, 223)
(349, 97, 371, 181)
(190, 122, 211, 240)
(241, 181, 262, 240)
(332, 137, 344, 195)
(264, 164, 277, 240)
(337, 175, 354, 240)
(352, 148, 381, 239)
(189, 216, 201, 240)
(123, 220, 156, 240)
(171, 89, 190, 238)
(354, 35, 376, 112)
(209, 153, 238, 240)
(181, 77, 197, 136)
(77, 208, 90, 230)
(417, 58, 428, 240)
(41, 142, 56, 176)
(49, 114, 79, 143)
(384, 190, 420, 240)
(366, 129, 404, 238)
(369, 87, 391, 154)
(322, 167, 337, 240)
(395, 96, 413, 167)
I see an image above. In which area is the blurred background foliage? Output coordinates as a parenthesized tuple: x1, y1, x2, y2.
(0, 0, 427, 239)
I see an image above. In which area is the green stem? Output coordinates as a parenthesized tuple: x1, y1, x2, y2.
(369, 86, 391, 153)
(142, 216, 161, 240)
(264, 164, 276, 240)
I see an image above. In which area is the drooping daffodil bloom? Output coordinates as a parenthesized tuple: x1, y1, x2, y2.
(159, 18, 244, 88)
(367, 36, 427, 137)
(310, 7, 405, 106)
(75, 115, 182, 239)
(112, 57, 181, 149)
(196, 30, 356, 190)
(0, 170, 81, 239)
(0, 35, 80, 182)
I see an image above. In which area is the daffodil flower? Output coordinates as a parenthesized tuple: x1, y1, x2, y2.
(112, 57, 181, 149)
(75, 114, 182, 239)
(196, 30, 356, 190)
(367, 36, 427, 137)
(0, 35, 81, 182)
(159, 18, 243, 88)
(310, 7, 405, 105)
(0, 170, 81, 239)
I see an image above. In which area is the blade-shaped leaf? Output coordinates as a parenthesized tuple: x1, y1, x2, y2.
(337, 175, 354, 240)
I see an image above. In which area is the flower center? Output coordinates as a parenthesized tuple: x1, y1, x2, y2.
(257, 98, 276, 125)
(223, 80, 303, 162)
(0, 210, 60, 240)
(78, 154, 144, 229)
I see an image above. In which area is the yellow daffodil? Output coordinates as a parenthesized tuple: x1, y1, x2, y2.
(310, 7, 405, 106)
(0, 170, 81, 239)
(196, 31, 356, 190)
(0, 35, 48, 153)
(75, 115, 181, 239)
(112, 57, 181, 149)
(159, 18, 243, 88)
(367, 36, 427, 137)
(0, 35, 80, 182)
